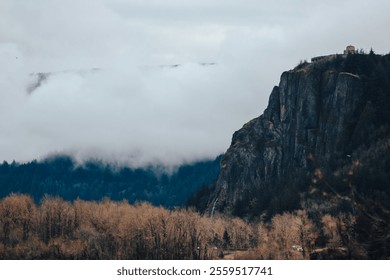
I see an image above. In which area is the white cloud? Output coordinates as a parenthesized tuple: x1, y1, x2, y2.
(1, 0, 389, 167)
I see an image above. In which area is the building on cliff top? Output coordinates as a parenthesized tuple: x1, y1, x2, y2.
(344, 45, 356, 54)
(311, 45, 356, 62)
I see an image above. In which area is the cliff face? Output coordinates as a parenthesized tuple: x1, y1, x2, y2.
(207, 54, 390, 217)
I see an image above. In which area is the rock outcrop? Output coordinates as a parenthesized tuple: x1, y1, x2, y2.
(207, 53, 390, 217)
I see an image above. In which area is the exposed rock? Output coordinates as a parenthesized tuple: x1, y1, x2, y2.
(207, 53, 390, 218)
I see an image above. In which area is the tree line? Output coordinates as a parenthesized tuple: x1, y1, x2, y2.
(0, 194, 255, 259)
(0, 155, 220, 207)
(0, 193, 375, 260)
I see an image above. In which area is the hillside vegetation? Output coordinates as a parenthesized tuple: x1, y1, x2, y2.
(0, 155, 220, 207)
(0, 193, 374, 260)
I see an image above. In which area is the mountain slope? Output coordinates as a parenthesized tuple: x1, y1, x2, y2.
(205, 52, 390, 219)
(0, 155, 220, 207)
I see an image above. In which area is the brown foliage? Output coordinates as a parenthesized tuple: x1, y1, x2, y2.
(253, 211, 317, 260)
(0, 194, 36, 245)
(0, 194, 368, 260)
(0, 195, 254, 259)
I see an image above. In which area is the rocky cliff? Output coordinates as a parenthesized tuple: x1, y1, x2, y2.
(207, 53, 390, 218)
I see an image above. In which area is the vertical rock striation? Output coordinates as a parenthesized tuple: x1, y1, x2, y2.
(207, 53, 390, 217)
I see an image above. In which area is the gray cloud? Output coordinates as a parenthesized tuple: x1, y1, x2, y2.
(1, 0, 390, 167)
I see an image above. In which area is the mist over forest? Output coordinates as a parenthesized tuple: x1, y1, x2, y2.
(2, 0, 390, 260)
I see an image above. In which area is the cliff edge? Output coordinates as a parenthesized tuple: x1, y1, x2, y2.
(206, 52, 390, 219)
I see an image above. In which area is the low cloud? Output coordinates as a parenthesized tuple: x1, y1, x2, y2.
(1, 0, 390, 167)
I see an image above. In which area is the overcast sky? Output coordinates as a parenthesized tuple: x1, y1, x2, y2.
(1, 0, 390, 168)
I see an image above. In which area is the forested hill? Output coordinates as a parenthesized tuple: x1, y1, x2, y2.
(0, 155, 220, 207)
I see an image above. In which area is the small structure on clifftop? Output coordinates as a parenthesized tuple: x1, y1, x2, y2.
(311, 45, 357, 63)
(344, 45, 356, 54)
